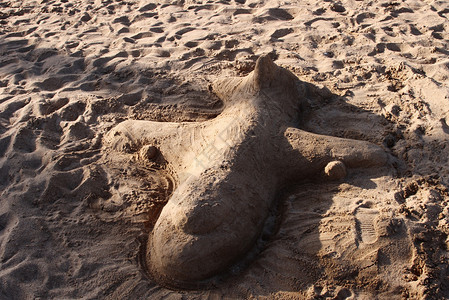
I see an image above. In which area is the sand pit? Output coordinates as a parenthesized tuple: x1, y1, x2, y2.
(1, 0, 449, 299)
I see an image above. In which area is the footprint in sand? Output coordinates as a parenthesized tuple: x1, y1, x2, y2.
(354, 202, 379, 245)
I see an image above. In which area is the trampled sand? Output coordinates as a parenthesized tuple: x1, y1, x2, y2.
(1, 0, 448, 299)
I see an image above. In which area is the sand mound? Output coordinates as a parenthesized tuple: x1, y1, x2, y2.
(0, 0, 448, 298)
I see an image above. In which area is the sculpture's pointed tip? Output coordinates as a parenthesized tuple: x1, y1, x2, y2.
(255, 54, 276, 73)
(253, 54, 278, 89)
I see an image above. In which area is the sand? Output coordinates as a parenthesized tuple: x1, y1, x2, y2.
(0, 0, 448, 299)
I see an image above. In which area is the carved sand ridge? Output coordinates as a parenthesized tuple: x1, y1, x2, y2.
(105, 55, 388, 287)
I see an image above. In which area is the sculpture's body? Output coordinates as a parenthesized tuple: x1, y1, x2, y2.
(105, 56, 387, 287)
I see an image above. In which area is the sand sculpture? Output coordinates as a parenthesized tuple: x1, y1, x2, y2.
(105, 55, 388, 287)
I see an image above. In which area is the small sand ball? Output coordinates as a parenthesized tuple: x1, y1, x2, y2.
(140, 145, 158, 160)
(324, 160, 346, 180)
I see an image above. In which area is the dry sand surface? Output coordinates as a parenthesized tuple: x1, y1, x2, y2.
(1, 0, 449, 299)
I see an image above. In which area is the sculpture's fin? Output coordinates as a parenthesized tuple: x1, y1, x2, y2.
(105, 120, 199, 174)
(282, 127, 388, 181)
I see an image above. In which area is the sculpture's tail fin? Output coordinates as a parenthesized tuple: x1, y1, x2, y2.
(251, 54, 280, 90)
(212, 55, 299, 105)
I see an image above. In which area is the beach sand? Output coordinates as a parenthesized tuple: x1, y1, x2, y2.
(1, 0, 448, 298)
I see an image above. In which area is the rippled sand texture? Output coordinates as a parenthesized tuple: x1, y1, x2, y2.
(1, 0, 449, 299)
